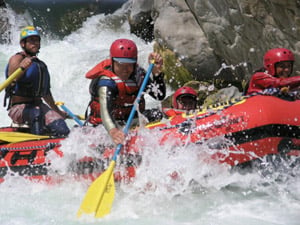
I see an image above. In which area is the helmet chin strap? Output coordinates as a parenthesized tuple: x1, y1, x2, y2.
(24, 48, 39, 56)
(289, 62, 294, 77)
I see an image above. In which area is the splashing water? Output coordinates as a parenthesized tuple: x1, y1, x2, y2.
(0, 6, 300, 225)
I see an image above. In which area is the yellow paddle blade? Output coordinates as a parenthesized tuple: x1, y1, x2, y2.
(77, 161, 116, 218)
(0, 68, 23, 92)
(95, 172, 115, 218)
(0, 131, 50, 143)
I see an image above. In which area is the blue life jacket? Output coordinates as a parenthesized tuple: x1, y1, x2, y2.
(4, 53, 51, 108)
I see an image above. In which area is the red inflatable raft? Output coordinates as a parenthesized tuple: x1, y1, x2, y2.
(126, 94, 300, 169)
(0, 95, 299, 183)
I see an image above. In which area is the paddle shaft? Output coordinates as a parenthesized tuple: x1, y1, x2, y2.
(0, 68, 23, 92)
(77, 61, 155, 218)
(95, 61, 155, 216)
(112, 62, 155, 161)
(59, 104, 84, 127)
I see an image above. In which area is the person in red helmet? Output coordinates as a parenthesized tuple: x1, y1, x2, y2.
(85, 38, 166, 145)
(163, 86, 198, 117)
(172, 86, 198, 110)
(246, 48, 300, 98)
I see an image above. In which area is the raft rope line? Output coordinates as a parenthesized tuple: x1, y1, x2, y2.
(158, 94, 256, 131)
(0, 142, 61, 152)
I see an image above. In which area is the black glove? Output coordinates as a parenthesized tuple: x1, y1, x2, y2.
(142, 108, 163, 123)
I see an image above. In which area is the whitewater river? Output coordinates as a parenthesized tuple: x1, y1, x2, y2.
(0, 5, 300, 225)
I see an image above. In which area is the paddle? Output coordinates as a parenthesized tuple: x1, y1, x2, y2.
(0, 131, 50, 143)
(75, 114, 85, 120)
(77, 60, 155, 218)
(0, 68, 23, 92)
(56, 102, 84, 127)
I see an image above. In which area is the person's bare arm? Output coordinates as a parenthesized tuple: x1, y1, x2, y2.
(8, 54, 34, 77)
(43, 93, 67, 118)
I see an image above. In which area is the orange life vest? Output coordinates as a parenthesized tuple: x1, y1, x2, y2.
(86, 59, 145, 125)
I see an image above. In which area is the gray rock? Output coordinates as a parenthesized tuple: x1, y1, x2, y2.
(128, 0, 300, 84)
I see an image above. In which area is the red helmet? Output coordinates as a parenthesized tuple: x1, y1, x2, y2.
(172, 86, 198, 109)
(263, 48, 295, 76)
(110, 39, 138, 63)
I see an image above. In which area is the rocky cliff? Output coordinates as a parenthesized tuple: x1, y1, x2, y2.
(128, 0, 300, 90)
(2, 0, 300, 91)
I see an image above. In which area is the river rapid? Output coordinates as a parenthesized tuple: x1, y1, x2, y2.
(0, 4, 300, 225)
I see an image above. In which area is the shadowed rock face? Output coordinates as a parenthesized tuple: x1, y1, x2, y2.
(2, 0, 128, 38)
(0, 2, 11, 44)
(129, 0, 300, 86)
